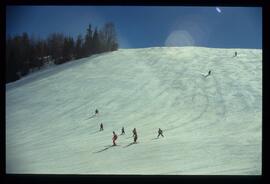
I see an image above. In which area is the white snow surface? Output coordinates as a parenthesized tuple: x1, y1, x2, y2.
(6, 47, 262, 175)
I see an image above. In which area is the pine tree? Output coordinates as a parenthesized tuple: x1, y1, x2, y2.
(92, 27, 101, 54)
(48, 33, 64, 64)
(21, 32, 31, 74)
(6, 36, 19, 82)
(34, 38, 48, 68)
(75, 34, 83, 59)
(83, 24, 93, 56)
(63, 36, 75, 62)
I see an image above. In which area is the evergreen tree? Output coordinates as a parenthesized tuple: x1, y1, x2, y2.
(34, 38, 48, 68)
(6, 36, 19, 82)
(83, 24, 93, 56)
(21, 32, 31, 74)
(92, 27, 101, 54)
(69, 37, 75, 60)
(28, 36, 40, 69)
(47, 33, 65, 64)
(75, 34, 83, 59)
(63, 36, 74, 62)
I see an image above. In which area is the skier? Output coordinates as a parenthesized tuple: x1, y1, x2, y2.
(132, 128, 138, 143)
(234, 51, 237, 57)
(205, 70, 211, 78)
(95, 109, 99, 115)
(100, 123, 103, 131)
(157, 128, 164, 138)
(112, 131, 118, 146)
(121, 126, 125, 135)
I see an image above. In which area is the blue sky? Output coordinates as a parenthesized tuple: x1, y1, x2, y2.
(6, 6, 262, 49)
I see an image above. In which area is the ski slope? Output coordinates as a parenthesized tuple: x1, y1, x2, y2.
(6, 47, 262, 175)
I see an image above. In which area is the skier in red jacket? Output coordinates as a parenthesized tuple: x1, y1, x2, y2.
(112, 131, 118, 146)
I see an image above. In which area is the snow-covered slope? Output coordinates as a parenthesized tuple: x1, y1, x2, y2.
(6, 47, 262, 175)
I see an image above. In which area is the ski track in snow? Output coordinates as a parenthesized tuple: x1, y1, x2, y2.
(6, 47, 262, 175)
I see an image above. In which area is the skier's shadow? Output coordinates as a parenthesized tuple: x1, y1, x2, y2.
(93, 145, 114, 153)
(90, 130, 100, 135)
(123, 142, 135, 148)
(86, 114, 96, 120)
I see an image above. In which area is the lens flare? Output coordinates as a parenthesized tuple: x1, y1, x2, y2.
(165, 30, 195, 47)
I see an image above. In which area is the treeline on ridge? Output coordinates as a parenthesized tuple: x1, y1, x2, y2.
(6, 22, 118, 83)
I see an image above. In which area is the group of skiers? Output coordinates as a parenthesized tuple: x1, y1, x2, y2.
(94, 109, 164, 146)
(101, 124, 163, 146)
(111, 127, 163, 146)
(102, 125, 138, 146)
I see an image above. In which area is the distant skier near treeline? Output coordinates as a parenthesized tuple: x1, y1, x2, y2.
(100, 123, 103, 131)
(112, 131, 118, 146)
(133, 128, 138, 143)
(204, 70, 211, 78)
(121, 126, 125, 135)
(157, 128, 164, 138)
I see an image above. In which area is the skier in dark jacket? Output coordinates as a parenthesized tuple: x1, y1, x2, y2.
(95, 109, 99, 115)
(157, 128, 164, 138)
(121, 126, 125, 135)
(132, 128, 138, 143)
(234, 51, 237, 57)
(100, 123, 103, 131)
(205, 70, 211, 78)
(112, 131, 118, 146)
